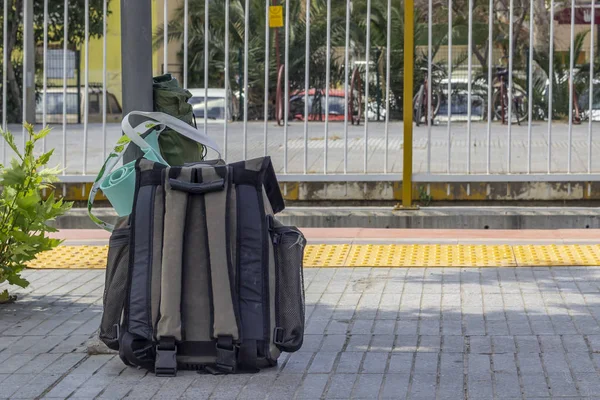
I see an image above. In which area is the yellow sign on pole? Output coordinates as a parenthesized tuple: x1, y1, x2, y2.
(269, 6, 284, 28)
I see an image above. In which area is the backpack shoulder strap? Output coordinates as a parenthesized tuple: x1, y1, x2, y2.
(156, 166, 192, 343)
(201, 165, 240, 373)
(153, 166, 192, 377)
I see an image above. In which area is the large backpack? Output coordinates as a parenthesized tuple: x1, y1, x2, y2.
(97, 115, 306, 377)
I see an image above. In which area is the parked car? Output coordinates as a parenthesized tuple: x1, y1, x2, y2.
(188, 88, 238, 122)
(35, 86, 122, 124)
(436, 78, 486, 121)
(289, 89, 393, 122)
(289, 89, 348, 121)
(578, 83, 600, 121)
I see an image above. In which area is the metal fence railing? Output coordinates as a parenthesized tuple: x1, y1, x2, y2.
(1, 0, 600, 196)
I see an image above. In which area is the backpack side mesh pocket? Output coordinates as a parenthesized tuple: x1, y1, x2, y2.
(271, 220, 306, 352)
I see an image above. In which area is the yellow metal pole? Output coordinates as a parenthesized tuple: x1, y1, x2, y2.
(401, 0, 414, 208)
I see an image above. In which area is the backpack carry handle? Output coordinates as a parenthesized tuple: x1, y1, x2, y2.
(168, 178, 225, 194)
(122, 111, 222, 157)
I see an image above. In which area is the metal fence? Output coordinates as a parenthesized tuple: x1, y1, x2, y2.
(37, 48, 81, 124)
(2, 0, 600, 198)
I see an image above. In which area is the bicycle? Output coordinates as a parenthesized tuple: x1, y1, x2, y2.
(491, 66, 528, 124)
(412, 64, 443, 126)
(493, 73, 582, 125)
(540, 73, 585, 124)
(276, 64, 286, 126)
(349, 67, 363, 125)
(570, 76, 582, 125)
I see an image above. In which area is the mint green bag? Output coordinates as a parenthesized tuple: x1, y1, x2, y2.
(98, 130, 167, 217)
(88, 111, 221, 231)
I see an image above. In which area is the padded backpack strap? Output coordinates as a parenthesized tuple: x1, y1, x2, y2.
(156, 167, 192, 342)
(201, 166, 240, 373)
(154, 167, 193, 376)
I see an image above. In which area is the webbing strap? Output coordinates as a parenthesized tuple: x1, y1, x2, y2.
(238, 340, 259, 373)
(202, 166, 239, 341)
(119, 332, 154, 371)
(139, 169, 163, 187)
(156, 167, 193, 342)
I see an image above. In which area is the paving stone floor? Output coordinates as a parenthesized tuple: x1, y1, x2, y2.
(2, 268, 600, 399)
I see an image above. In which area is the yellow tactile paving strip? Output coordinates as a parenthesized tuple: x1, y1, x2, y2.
(514, 245, 600, 267)
(345, 245, 516, 268)
(25, 244, 600, 269)
(28, 245, 109, 269)
(303, 244, 351, 267)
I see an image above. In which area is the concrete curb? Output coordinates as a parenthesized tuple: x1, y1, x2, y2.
(60, 206, 600, 230)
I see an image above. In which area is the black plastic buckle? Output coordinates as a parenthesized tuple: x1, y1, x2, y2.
(215, 336, 237, 373)
(155, 338, 177, 377)
(273, 327, 285, 346)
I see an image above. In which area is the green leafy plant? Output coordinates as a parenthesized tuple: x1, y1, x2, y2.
(533, 30, 590, 120)
(0, 124, 72, 303)
(418, 186, 433, 206)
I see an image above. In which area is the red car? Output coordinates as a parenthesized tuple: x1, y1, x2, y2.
(288, 89, 361, 122)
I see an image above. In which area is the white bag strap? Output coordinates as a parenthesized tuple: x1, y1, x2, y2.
(88, 111, 222, 231)
(122, 111, 222, 157)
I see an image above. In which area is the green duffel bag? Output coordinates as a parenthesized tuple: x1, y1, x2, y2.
(153, 74, 206, 165)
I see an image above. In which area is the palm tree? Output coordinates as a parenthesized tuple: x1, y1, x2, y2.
(155, 0, 428, 118)
(156, 0, 349, 116)
(534, 30, 590, 120)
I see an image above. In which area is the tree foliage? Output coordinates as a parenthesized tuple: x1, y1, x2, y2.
(157, 0, 428, 117)
(0, 0, 109, 123)
(159, 0, 596, 121)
